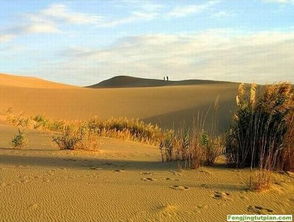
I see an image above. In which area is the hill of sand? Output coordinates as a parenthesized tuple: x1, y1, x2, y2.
(0, 74, 293, 221)
(0, 74, 238, 133)
(0, 123, 293, 222)
(0, 73, 74, 89)
(88, 75, 233, 88)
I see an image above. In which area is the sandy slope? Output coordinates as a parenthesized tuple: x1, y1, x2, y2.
(0, 74, 237, 132)
(0, 123, 293, 222)
(0, 73, 74, 89)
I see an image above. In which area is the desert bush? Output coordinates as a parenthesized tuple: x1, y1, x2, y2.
(159, 129, 222, 169)
(225, 83, 293, 171)
(200, 132, 224, 166)
(6, 111, 32, 128)
(87, 117, 164, 145)
(247, 170, 272, 192)
(11, 129, 28, 149)
(52, 125, 100, 151)
(159, 131, 176, 162)
(52, 125, 83, 150)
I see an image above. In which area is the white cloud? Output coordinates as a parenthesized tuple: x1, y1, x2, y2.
(0, 34, 15, 43)
(50, 30, 294, 85)
(39, 4, 103, 25)
(22, 23, 60, 33)
(167, 1, 219, 18)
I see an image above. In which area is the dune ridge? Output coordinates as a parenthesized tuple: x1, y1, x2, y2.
(88, 75, 236, 88)
(0, 73, 75, 89)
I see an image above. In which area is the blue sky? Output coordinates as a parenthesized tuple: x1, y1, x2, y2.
(0, 0, 293, 85)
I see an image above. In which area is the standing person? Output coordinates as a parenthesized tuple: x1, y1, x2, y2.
(163, 76, 166, 81)
(166, 76, 169, 81)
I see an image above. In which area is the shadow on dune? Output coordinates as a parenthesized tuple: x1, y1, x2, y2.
(0, 152, 176, 171)
(143, 99, 236, 134)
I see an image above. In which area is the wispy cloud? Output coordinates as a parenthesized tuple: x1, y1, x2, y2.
(46, 30, 294, 85)
(0, 34, 14, 43)
(167, 1, 219, 18)
(36, 4, 103, 25)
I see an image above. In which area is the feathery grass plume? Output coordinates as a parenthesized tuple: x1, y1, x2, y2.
(226, 82, 293, 173)
(250, 83, 257, 109)
(236, 83, 245, 107)
(11, 128, 28, 149)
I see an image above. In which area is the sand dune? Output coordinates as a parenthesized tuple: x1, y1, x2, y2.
(0, 73, 237, 133)
(88, 75, 234, 88)
(0, 73, 74, 89)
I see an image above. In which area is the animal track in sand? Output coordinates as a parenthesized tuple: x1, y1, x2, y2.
(141, 177, 156, 181)
(165, 177, 179, 181)
(89, 167, 103, 170)
(247, 205, 274, 214)
(170, 170, 182, 176)
(213, 191, 232, 201)
(170, 185, 189, 191)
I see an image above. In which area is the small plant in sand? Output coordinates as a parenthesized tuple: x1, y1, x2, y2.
(52, 125, 100, 151)
(248, 170, 272, 192)
(11, 129, 28, 149)
(52, 125, 83, 150)
(200, 132, 224, 166)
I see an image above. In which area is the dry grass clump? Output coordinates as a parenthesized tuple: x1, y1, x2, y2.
(52, 125, 100, 151)
(248, 170, 272, 192)
(226, 83, 293, 171)
(6, 110, 66, 132)
(87, 117, 164, 145)
(159, 129, 223, 169)
(11, 129, 28, 149)
(226, 82, 293, 191)
(6, 110, 165, 147)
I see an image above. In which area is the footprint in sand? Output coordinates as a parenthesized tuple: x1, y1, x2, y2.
(199, 170, 212, 175)
(170, 185, 189, 191)
(89, 167, 103, 170)
(247, 205, 274, 214)
(239, 195, 249, 200)
(42, 178, 50, 183)
(170, 170, 182, 176)
(114, 169, 125, 173)
(213, 191, 232, 201)
(141, 177, 156, 181)
(165, 177, 179, 181)
(195, 204, 209, 213)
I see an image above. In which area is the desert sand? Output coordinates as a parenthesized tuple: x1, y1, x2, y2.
(0, 74, 237, 132)
(0, 74, 293, 222)
(0, 123, 293, 222)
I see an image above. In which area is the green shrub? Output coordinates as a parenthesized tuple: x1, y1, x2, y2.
(11, 129, 28, 149)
